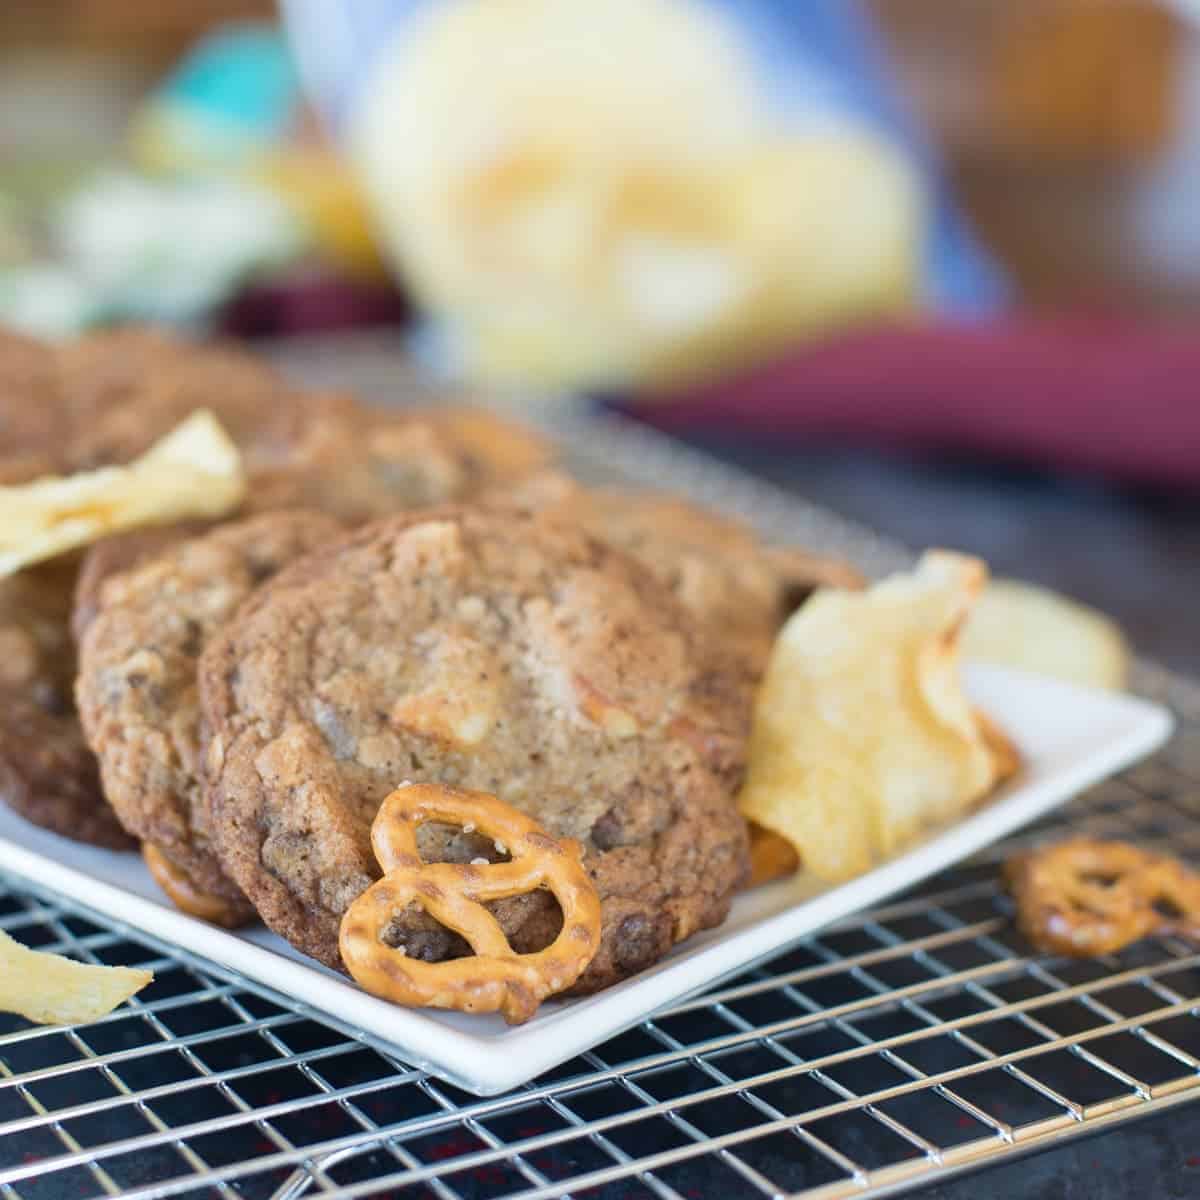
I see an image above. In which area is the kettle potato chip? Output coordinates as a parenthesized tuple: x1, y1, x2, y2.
(0, 410, 244, 575)
(0, 927, 152, 1025)
(739, 551, 1014, 882)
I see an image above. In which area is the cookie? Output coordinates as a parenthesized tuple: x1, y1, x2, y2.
(416, 406, 553, 483)
(76, 511, 345, 920)
(199, 506, 749, 991)
(73, 523, 215, 643)
(56, 327, 308, 469)
(243, 405, 475, 520)
(498, 472, 863, 674)
(52, 326, 554, 521)
(0, 561, 132, 848)
(0, 328, 67, 484)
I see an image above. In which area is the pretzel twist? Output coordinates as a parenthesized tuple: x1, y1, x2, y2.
(142, 843, 248, 929)
(1006, 838, 1200, 956)
(339, 783, 602, 1023)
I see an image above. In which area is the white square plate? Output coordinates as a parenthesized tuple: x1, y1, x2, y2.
(0, 664, 1172, 1095)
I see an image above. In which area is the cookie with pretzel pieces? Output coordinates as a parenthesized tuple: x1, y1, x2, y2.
(340, 784, 602, 1023)
(200, 506, 750, 992)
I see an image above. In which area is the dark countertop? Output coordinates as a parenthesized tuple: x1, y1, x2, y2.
(670, 428, 1200, 1200)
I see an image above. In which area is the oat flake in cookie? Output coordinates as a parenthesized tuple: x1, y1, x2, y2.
(76, 511, 345, 922)
(0, 562, 132, 848)
(199, 507, 750, 993)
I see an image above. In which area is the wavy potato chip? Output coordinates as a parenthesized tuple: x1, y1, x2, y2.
(0, 927, 152, 1025)
(964, 578, 1130, 692)
(739, 551, 1012, 883)
(0, 410, 244, 576)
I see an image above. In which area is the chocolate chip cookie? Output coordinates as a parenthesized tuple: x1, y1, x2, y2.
(200, 506, 749, 991)
(0, 561, 131, 848)
(76, 511, 344, 921)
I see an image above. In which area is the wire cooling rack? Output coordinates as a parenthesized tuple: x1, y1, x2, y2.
(3, 339, 1200, 1200)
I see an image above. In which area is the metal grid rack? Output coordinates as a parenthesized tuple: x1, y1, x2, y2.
(3, 346, 1200, 1199)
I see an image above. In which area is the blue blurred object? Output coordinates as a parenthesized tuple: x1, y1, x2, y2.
(281, 0, 1008, 319)
(736, 0, 1009, 315)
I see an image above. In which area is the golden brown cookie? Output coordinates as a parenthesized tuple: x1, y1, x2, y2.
(497, 472, 863, 674)
(52, 325, 555, 522)
(0, 328, 68, 484)
(200, 506, 750, 991)
(72, 523, 215, 643)
(76, 511, 345, 920)
(54, 327, 304, 469)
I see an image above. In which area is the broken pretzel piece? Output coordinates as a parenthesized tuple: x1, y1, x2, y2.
(1006, 838, 1200, 957)
(339, 783, 602, 1024)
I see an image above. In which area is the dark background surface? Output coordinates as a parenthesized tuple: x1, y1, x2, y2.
(671, 429, 1200, 1199)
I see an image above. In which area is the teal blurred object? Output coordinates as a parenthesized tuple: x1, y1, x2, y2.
(0, 25, 316, 338)
(129, 24, 303, 173)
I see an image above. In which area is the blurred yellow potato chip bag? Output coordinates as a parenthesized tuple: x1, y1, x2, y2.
(350, 0, 922, 390)
(739, 551, 1009, 882)
(0, 410, 245, 575)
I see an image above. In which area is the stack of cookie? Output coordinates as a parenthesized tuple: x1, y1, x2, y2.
(0, 326, 858, 998)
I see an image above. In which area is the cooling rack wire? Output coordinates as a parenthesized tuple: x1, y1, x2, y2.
(2, 338, 1198, 1200)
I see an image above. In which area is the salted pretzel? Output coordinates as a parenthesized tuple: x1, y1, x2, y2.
(1006, 838, 1200, 956)
(142, 844, 248, 929)
(339, 783, 602, 1024)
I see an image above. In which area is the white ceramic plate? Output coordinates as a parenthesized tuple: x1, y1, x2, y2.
(0, 665, 1172, 1095)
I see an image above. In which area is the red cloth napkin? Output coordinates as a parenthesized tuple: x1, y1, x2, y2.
(634, 318, 1200, 488)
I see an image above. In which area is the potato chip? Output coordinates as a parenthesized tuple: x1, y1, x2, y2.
(745, 822, 800, 889)
(964, 578, 1130, 691)
(0, 410, 244, 575)
(739, 551, 1011, 882)
(974, 706, 1022, 785)
(0, 926, 152, 1025)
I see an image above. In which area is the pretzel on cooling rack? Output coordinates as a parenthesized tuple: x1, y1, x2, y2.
(339, 783, 602, 1024)
(1005, 838, 1200, 956)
